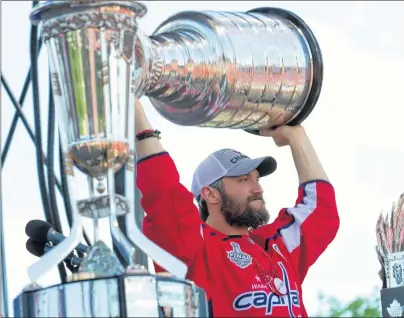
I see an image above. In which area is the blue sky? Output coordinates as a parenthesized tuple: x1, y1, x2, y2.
(2, 1, 404, 316)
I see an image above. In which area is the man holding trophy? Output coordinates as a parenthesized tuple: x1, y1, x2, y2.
(135, 99, 340, 317)
(9, 1, 342, 317)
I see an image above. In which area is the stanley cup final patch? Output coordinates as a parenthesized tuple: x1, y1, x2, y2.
(227, 242, 252, 269)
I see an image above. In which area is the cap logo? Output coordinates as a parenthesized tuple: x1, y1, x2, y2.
(230, 154, 249, 164)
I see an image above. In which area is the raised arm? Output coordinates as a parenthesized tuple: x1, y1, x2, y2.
(134, 99, 165, 159)
(252, 126, 340, 281)
(135, 100, 207, 284)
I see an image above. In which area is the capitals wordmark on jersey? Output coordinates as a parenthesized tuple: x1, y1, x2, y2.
(233, 262, 301, 316)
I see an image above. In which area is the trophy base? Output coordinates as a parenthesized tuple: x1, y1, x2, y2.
(13, 272, 209, 317)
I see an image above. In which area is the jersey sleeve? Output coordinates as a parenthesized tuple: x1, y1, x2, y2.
(136, 152, 207, 285)
(251, 180, 340, 282)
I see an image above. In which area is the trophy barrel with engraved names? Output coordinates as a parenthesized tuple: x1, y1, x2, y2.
(137, 6, 324, 135)
(376, 193, 404, 317)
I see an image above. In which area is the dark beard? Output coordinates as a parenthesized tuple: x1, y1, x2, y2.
(220, 192, 269, 229)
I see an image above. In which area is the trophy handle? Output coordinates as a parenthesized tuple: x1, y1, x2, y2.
(127, 221, 188, 279)
(27, 43, 85, 283)
(244, 7, 323, 136)
(124, 100, 188, 279)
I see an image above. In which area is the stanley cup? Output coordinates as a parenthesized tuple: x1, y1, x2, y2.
(12, 1, 322, 317)
(136, 7, 323, 133)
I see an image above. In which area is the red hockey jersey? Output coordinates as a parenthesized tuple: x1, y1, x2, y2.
(138, 152, 340, 317)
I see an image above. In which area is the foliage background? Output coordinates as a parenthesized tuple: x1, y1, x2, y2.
(317, 287, 382, 317)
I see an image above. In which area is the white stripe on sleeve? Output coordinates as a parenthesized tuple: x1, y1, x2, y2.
(280, 182, 318, 253)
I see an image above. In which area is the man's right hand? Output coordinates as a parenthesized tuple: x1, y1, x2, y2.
(134, 98, 151, 131)
(134, 98, 165, 160)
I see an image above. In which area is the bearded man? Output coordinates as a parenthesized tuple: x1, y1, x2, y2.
(135, 99, 340, 317)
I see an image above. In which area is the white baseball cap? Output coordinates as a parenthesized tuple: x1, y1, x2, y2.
(191, 148, 277, 198)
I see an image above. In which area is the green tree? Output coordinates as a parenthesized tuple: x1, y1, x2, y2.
(315, 288, 382, 317)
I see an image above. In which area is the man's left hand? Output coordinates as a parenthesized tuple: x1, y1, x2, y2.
(259, 125, 306, 147)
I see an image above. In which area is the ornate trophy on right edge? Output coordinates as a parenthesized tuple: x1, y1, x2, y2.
(376, 193, 404, 317)
(11, 0, 323, 317)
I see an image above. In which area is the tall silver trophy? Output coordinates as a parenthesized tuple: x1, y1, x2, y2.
(13, 0, 323, 317)
(376, 193, 404, 317)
